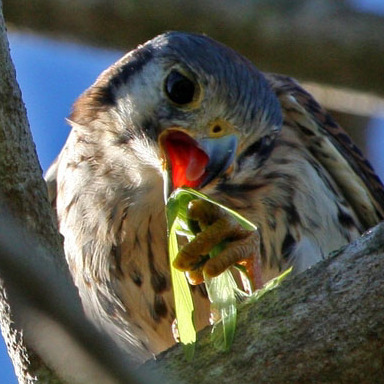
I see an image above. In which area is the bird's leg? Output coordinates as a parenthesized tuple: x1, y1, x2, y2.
(173, 199, 262, 292)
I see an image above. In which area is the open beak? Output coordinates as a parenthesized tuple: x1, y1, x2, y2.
(159, 128, 237, 196)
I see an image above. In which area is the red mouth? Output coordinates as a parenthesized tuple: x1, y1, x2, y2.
(161, 130, 209, 189)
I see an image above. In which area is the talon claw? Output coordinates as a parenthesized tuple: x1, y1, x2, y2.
(186, 269, 204, 285)
(174, 198, 262, 292)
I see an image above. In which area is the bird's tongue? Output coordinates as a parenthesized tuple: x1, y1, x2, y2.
(163, 131, 209, 189)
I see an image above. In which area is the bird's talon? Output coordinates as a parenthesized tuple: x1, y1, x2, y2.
(237, 256, 263, 293)
(186, 269, 204, 285)
(174, 199, 261, 292)
(192, 254, 210, 270)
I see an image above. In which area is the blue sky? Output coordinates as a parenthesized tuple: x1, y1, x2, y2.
(2, 1, 384, 379)
(349, 0, 384, 14)
(8, 33, 122, 172)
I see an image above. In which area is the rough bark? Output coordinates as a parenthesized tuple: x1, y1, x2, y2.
(142, 223, 384, 383)
(3, 0, 384, 96)
(0, 0, 63, 380)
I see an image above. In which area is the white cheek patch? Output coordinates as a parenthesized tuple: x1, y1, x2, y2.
(130, 136, 162, 172)
(114, 60, 165, 124)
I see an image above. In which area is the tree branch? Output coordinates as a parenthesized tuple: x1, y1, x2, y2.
(3, 0, 384, 96)
(141, 222, 384, 383)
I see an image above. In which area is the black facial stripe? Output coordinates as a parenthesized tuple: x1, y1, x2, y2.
(99, 46, 155, 106)
(237, 134, 276, 170)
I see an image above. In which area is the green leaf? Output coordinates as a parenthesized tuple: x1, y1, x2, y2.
(167, 195, 197, 360)
(205, 269, 238, 351)
(173, 188, 257, 231)
(166, 187, 257, 355)
(166, 187, 293, 357)
(249, 266, 293, 303)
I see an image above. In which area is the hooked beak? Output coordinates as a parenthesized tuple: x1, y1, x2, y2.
(159, 128, 237, 196)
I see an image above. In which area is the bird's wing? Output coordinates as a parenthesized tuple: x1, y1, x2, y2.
(265, 73, 384, 229)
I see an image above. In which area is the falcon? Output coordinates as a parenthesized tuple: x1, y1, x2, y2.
(46, 31, 384, 366)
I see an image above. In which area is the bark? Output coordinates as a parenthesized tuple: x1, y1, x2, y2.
(0, 0, 62, 380)
(3, 0, 384, 96)
(142, 222, 384, 383)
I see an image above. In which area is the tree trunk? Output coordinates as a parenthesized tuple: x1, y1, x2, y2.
(0, 2, 144, 383)
(3, 0, 384, 96)
(0, 0, 62, 380)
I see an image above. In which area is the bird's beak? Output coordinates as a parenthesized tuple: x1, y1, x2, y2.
(159, 128, 237, 196)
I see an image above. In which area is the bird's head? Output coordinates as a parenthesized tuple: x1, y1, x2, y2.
(70, 32, 283, 195)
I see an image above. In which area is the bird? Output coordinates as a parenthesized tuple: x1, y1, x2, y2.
(46, 31, 384, 366)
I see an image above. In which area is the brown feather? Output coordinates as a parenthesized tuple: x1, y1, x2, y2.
(266, 73, 384, 228)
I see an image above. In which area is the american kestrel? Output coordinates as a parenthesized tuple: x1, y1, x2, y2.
(46, 31, 384, 366)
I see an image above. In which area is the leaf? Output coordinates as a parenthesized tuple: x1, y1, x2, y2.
(167, 194, 197, 359)
(166, 187, 257, 354)
(205, 271, 238, 351)
(166, 188, 293, 357)
(249, 267, 293, 303)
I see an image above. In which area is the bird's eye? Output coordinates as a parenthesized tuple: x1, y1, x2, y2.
(165, 70, 196, 105)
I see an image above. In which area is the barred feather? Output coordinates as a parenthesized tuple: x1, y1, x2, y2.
(46, 31, 384, 365)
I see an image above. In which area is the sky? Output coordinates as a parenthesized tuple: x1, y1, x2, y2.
(349, 0, 384, 14)
(8, 33, 122, 172)
(2, 1, 384, 381)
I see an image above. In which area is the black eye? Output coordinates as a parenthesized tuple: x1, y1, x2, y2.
(165, 70, 196, 105)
